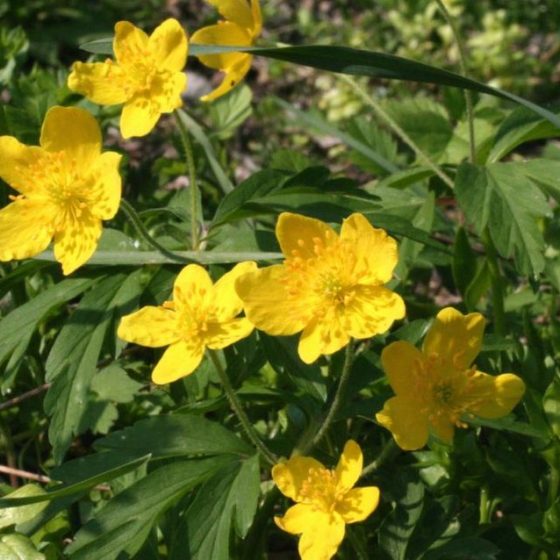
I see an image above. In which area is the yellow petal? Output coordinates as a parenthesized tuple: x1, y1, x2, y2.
(117, 306, 180, 347)
(40, 107, 101, 168)
(152, 340, 204, 384)
(466, 371, 525, 419)
(276, 212, 338, 261)
(120, 97, 162, 139)
(191, 22, 252, 71)
(336, 487, 380, 524)
(429, 414, 455, 444)
(235, 264, 312, 336)
(340, 214, 399, 285)
(67, 61, 130, 105)
(298, 511, 345, 560)
(113, 21, 150, 67)
(0, 136, 46, 196)
(343, 285, 405, 339)
(173, 264, 214, 312)
(272, 456, 325, 501)
(53, 211, 102, 275)
(335, 440, 362, 493)
(274, 503, 320, 535)
(298, 312, 350, 364)
(0, 199, 54, 262)
(213, 261, 257, 321)
(381, 340, 424, 398)
(207, 0, 255, 30)
(200, 54, 252, 102)
(148, 18, 188, 72)
(251, 0, 262, 37)
(88, 151, 122, 220)
(376, 396, 429, 451)
(205, 318, 254, 349)
(423, 307, 485, 369)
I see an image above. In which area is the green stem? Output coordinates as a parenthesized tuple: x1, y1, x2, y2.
(119, 199, 192, 264)
(435, 0, 476, 163)
(479, 485, 490, 524)
(174, 112, 201, 250)
(301, 342, 356, 454)
(208, 350, 277, 466)
(340, 74, 455, 189)
(361, 439, 400, 478)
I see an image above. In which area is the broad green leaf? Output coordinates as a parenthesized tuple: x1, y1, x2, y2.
(488, 107, 560, 163)
(67, 456, 233, 560)
(0, 533, 45, 560)
(422, 537, 500, 559)
(514, 159, 560, 203)
(464, 258, 492, 310)
(378, 166, 436, 189)
(466, 415, 549, 440)
(79, 40, 560, 128)
(543, 377, 560, 438)
(275, 97, 399, 174)
(0, 277, 95, 391)
(207, 84, 253, 140)
(452, 228, 478, 297)
(0, 485, 47, 528)
(94, 413, 253, 457)
(174, 455, 260, 560)
(91, 364, 144, 404)
(176, 109, 235, 194)
(44, 273, 140, 463)
(0, 454, 150, 508)
(455, 162, 551, 275)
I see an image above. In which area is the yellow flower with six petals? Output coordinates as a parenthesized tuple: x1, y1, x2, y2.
(191, 0, 262, 101)
(376, 307, 526, 450)
(0, 106, 122, 275)
(68, 19, 187, 138)
(235, 212, 405, 364)
(118, 262, 256, 384)
(272, 440, 380, 560)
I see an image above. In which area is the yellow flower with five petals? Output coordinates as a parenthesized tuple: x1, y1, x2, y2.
(272, 440, 380, 560)
(118, 262, 256, 384)
(376, 307, 526, 450)
(68, 19, 187, 138)
(191, 0, 262, 101)
(235, 212, 405, 364)
(0, 106, 122, 275)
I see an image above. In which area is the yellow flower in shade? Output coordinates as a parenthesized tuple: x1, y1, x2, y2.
(272, 440, 380, 560)
(376, 307, 526, 450)
(117, 262, 256, 384)
(191, 0, 262, 101)
(235, 212, 405, 364)
(0, 106, 122, 275)
(68, 19, 187, 138)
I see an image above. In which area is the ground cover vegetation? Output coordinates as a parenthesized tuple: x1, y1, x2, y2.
(1, 0, 560, 558)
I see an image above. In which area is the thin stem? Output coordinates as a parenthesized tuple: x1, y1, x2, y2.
(119, 199, 192, 264)
(0, 383, 50, 412)
(340, 74, 455, 189)
(301, 342, 356, 454)
(175, 112, 201, 250)
(435, 0, 476, 163)
(208, 350, 277, 466)
(361, 439, 400, 478)
(0, 465, 51, 484)
(479, 485, 490, 524)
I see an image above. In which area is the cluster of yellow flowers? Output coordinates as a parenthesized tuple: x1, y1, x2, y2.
(0, 5, 527, 560)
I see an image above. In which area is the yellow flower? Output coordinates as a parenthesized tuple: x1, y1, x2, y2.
(272, 440, 380, 560)
(235, 212, 405, 364)
(0, 106, 122, 275)
(118, 262, 256, 384)
(68, 19, 187, 138)
(376, 307, 526, 450)
(191, 0, 262, 101)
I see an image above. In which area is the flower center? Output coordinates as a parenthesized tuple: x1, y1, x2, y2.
(298, 467, 342, 512)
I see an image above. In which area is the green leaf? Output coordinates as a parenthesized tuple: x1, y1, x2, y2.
(514, 159, 560, 203)
(378, 166, 436, 189)
(455, 162, 551, 275)
(91, 364, 144, 404)
(0, 533, 45, 560)
(466, 415, 549, 440)
(174, 455, 260, 560)
(0, 277, 94, 390)
(44, 273, 139, 463)
(94, 413, 253, 458)
(207, 84, 253, 140)
(0, 485, 48, 528)
(176, 109, 235, 194)
(0, 454, 150, 508)
(452, 228, 478, 297)
(66, 457, 233, 560)
(543, 377, 560, 438)
(422, 537, 500, 559)
(77, 40, 560, 129)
